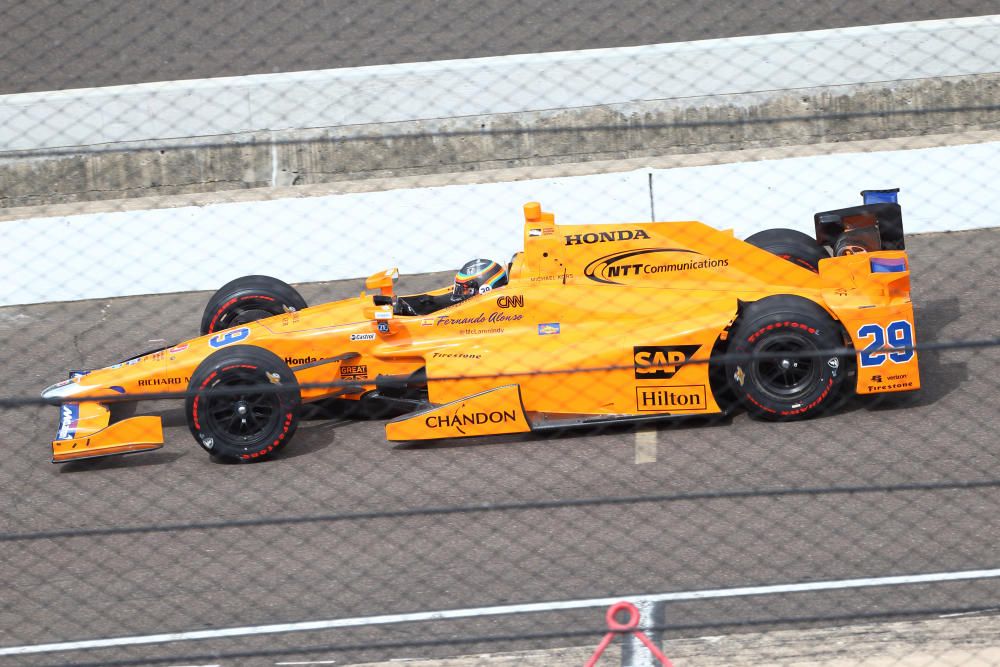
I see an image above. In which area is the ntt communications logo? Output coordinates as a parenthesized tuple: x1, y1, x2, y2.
(584, 249, 729, 285)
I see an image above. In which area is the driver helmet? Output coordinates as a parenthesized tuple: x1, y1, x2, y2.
(452, 259, 508, 301)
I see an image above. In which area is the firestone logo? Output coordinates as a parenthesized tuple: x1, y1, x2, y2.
(564, 229, 651, 246)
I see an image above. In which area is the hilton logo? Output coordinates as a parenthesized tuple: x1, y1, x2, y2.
(635, 385, 707, 412)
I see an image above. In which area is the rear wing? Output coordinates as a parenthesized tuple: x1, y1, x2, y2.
(814, 189, 905, 252)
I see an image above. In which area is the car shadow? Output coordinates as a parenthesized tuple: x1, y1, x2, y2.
(391, 431, 535, 451)
(131, 404, 346, 463)
(391, 411, 736, 451)
(269, 420, 351, 461)
(58, 449, 186, 472)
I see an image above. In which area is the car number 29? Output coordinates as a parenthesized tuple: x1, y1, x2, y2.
(857, 320, 914, 367)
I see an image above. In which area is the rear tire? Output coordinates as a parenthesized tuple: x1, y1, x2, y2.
(725, 295, 846, 420)
(200, 275, 307, 335)
(745, 228, 830, 272)
(186, 345, 301, 462)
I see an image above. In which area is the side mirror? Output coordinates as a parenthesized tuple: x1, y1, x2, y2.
(365, 267, 399, 296)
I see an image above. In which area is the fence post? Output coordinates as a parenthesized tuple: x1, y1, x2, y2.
(621, 598, 665, 667)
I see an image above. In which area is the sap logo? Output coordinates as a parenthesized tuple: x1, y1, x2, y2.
(284, 356, 317, 366)
(633, 345, 701, 379)
(564, 229, 651, 246)
(497, 294, 524, 309)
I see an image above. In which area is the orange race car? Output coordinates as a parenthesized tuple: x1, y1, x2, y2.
(41, 191, 920, 463)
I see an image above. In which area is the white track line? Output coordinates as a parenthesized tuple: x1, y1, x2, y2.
(634, 430, 658, 463)
(2, 568, 998, 657)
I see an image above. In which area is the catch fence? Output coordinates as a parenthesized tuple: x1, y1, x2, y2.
(1, 3, 999, 666)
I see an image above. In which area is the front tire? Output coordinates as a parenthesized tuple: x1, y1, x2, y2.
(200, 275, 307, 335)
(725, 295, 846, 420)
(186, 346, 301, 461)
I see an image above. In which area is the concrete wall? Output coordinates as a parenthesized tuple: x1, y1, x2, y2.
(3, 137, 998, 307)
(2, 16, 1000, 209)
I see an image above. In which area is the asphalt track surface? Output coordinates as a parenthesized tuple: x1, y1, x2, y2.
(3, 0, 1000, 94)
(0, 227, 998, 666)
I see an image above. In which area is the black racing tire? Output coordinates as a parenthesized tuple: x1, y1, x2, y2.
(725, 295, 846, 421)
(185, 345, 301, 462)
(200, 275, 307, 335)
(744, 228, 830, 272)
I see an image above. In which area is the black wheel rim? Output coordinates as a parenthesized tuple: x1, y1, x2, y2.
(750, 333, 821, 401)
(204, 370, 281, 446)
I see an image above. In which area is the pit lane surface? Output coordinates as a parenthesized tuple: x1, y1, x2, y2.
(0, 227, 998, 666)
(4, 1, 1000, 93)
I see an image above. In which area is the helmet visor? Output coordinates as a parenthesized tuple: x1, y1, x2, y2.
(452, 282, 478, 301)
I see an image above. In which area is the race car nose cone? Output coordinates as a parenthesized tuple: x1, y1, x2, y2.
(41, 379, 81, 401)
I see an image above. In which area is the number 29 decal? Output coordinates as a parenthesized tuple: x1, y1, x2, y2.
(856, 320, 914, 368)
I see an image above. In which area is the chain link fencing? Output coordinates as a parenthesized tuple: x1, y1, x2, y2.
(1, 2, 1000, 666)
